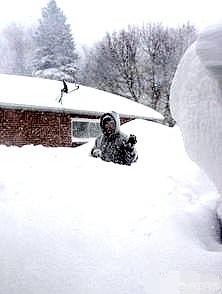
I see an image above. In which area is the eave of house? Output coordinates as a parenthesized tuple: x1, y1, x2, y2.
(0, 101, 163, 124)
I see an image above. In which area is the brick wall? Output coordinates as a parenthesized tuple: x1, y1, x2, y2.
(0, 108, 72, 147)
(0, 107, 134, 148)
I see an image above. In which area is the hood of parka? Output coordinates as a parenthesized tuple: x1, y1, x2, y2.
(100, 111, 121, 135)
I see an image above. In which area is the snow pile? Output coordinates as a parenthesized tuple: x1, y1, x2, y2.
(170, 23, 222, 197)
(0, 118, 221, 293)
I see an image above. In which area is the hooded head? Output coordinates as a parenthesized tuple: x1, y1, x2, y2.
(100, 111, 120, 135)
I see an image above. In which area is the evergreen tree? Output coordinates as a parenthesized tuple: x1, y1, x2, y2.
(32, 0, 78, 82)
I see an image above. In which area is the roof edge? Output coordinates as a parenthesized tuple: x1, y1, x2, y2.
(0, 102, 164, 123)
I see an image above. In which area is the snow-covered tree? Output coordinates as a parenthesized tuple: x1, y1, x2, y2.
(78, 23, 196, 125)
(32, 0, 78, 82)
(0, 23, 34, 76)
(140, 23, 196, 124)
(79, 27, 141, 102)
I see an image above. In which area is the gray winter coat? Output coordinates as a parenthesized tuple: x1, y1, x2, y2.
(91, 112, 138, 165)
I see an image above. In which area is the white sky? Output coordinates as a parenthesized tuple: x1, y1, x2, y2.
(1, 0, 222, 45)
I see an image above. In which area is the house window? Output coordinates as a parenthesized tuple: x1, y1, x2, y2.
(71, 118, 101, 142)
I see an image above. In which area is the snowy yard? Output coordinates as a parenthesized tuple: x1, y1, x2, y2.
(0, 119, 221, 293)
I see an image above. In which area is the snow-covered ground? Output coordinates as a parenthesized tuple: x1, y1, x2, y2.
(0, 118, 221, 293)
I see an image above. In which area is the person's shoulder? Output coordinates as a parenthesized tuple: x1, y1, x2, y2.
(96, 133, 103, 138)
(115, 132, 128, 143)
(95, 133, 104, 142)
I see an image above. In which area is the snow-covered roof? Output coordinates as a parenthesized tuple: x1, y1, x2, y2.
(0, 74, 163, 120)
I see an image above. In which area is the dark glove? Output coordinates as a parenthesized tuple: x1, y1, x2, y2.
(126, 134, 137, 147)
(92, 148, 102, 158)
(122, 135, 137, 151)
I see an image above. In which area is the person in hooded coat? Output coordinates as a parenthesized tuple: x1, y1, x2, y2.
(91, 111, 138, 165)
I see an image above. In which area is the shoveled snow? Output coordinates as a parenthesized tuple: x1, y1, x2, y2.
(0, 118, 221, 293)
(0, 74, 163, 120)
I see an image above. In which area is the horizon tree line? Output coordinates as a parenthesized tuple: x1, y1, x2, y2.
(0, 0, 197, 125)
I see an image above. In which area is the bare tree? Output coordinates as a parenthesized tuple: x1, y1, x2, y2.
(78, 43, 120, 93)
(140, 23, 177, 109)
(78, 22, 197, 125)
(140, 22, 196, 123)
(79, 26, 141, 102)
(0, 23, 34, 75)
(105, 27, 141, 101)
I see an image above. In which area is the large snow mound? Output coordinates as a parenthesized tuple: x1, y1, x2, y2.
(170, 24, 222, 196)
(0, 119, 221, 293)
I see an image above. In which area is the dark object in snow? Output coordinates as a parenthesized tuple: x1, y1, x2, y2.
(62, 79, 68, 94)
(56, 79, 79, 105)
(91, 111, 138, 166)
(126, 134, 137, 147)
(57, 80, 68, 104)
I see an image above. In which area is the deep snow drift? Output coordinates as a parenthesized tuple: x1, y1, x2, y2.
(170, 23, 222, 197)
(170, 23, 222, 241)
(0, 119, 221, 293)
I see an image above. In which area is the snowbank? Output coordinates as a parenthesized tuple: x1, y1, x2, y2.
(170, 23, 222, 259)
(170, 24, 222, 197)
(0, 119, 221, 293)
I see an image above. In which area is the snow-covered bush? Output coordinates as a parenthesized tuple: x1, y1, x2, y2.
(33, 66, 77, 82)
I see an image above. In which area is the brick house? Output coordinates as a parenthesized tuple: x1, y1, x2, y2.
(0, 74, 163, 147)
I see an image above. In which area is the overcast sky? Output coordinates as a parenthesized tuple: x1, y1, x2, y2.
(1, 0, 222, 46)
